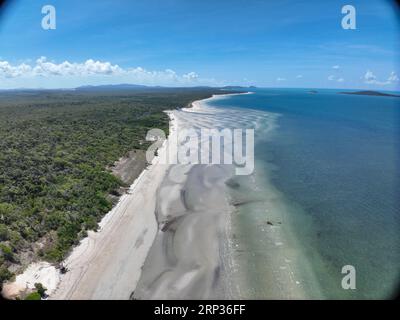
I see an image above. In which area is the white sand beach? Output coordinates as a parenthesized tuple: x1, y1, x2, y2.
(133, 92, 256, 299)
(1, 262, 60, 298)
(49, 93, 246, 300)
(131, 92, 313, 300)
(45, 113, 177, 300)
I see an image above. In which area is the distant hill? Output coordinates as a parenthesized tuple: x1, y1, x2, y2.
(0, 84, 253, 93)
(74, 84, 254, 94)
(222, 85, 257, 90)
(76, 84, 155, 91)
(74, 84, 229, 92)
(339, 90, 400, 98)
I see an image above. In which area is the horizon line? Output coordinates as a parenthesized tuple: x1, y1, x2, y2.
(0, 84, 399, 93)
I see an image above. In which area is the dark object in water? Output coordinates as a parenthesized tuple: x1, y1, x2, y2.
(225, 179, 240, 189)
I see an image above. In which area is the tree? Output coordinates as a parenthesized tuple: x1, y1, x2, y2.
(34, 282, 47, 298)
(25, 292, 41, 300)
(0, 224, 9, 241)
(0, 243, 14, 262)
(0, 266, 12, 283)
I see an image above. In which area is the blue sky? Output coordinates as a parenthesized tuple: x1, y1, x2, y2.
(0, 0, 399, 89)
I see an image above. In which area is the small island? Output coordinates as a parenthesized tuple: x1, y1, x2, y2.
(339, 90, 400, 98)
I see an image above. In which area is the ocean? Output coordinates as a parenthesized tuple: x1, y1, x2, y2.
(205, 88, 400, 299)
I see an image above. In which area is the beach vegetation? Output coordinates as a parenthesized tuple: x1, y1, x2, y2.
(0, 266, 13, 283)
(24, 291, 41, 300)
(34, 282, 47, 298)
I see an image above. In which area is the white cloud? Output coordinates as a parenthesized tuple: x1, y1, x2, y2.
(337, 78, 344, 82)
(0, 57, 205, 85)
(276, 77, 286, 81)
(0, 61, 32, 78)
(332, 65, 340, 69)
(363, 70, 399, 85)
(182, 72, 199, 81)
(363, 70, 377, 84)
(328, 75, 335, 81)
(387, 71, 399, 83)
(30, 57, 124, 77)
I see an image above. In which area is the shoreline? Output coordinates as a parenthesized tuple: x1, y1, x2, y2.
(187, 91, 253, 111)
(167, 92, 315, 299)
(132, 91, 256, 299)
(133, 95, 238, 299)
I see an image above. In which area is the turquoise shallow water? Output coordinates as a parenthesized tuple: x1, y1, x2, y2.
(210, 89, 400, 299)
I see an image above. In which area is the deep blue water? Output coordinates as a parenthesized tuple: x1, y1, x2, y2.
(212, 88, 400, 299)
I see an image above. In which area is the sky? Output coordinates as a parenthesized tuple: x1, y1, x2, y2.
(0, 0, 399, 90)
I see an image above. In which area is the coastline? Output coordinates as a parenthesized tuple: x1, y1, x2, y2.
(55, 91, 248, 300)
(187, 91, 253, 111)
(132, 90, 309, 299)
(1, 91, 253, 300)
(132, 91, 256, 299)
(133, 95, 238, 299)
(153, 91, 316, 299)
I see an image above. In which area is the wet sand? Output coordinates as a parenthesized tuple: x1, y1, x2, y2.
(133, 93, 255, 299)
(133, 163, 234, 299)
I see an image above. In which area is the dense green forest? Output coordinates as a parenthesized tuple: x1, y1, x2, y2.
(0, 88, 230, 286)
